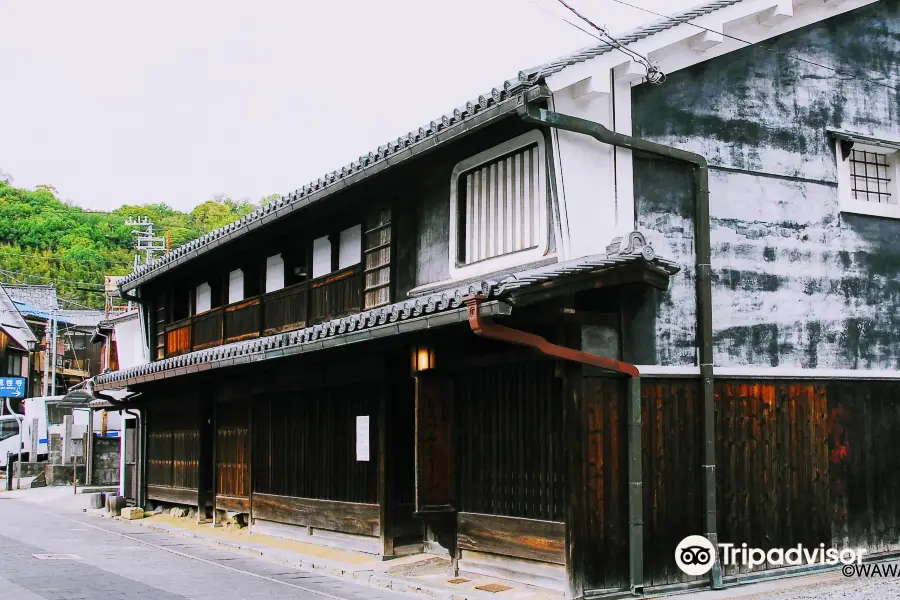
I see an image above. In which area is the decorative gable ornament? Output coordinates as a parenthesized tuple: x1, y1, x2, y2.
(606, 231, 654, 260)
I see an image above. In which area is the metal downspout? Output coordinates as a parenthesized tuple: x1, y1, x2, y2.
(464, 297, 644, 595)
(519, 103, 720, 590)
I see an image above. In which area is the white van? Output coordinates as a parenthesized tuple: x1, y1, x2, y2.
(0, 413, 24, 469)
(1, 395, 124, 469)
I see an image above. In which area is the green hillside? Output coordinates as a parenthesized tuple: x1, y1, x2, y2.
(0, 180, 275, 309)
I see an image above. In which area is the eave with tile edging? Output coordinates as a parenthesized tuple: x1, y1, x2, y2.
(95, 249, 679, 391)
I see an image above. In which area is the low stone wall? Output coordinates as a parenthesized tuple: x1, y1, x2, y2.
(45, 464, 86, 486)
(13, 462, 46, 478)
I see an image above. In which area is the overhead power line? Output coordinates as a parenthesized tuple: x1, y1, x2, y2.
(0, 269, 105, 288)
(526, 0, 665, 83)
(609, 0, 899, 93)
(524, 0, 615, 44)
(555, 0, 665, 83)
(0, 248, 127, 266)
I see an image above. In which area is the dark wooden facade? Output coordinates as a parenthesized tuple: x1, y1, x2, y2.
(146, 400, 206, 507)
(562, 377, 900, 594)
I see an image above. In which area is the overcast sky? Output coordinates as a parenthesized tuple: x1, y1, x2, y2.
(0, 0, 702, 212)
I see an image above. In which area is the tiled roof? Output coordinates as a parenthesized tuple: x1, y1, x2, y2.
(95, 248, 678, 390)
(56, 309, 105, 328)
(0, 284, 37, 349)
(115, 0, 744, 292)
(516, 0, 744, 83)
(13, 300, 62, 323)
(4, 284, 58, 312)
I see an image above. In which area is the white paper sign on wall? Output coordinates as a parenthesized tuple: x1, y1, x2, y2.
(356, 415, 370, 462)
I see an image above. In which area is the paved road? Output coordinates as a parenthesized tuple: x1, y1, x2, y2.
(0, 496, 410, 600)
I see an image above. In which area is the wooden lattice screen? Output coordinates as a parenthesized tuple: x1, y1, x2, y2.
(364, 208, 391, 309)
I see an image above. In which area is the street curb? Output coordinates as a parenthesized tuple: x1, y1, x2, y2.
(111, 515, 491, 600)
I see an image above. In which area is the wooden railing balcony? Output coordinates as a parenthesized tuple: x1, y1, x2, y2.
(165, 317, 192, 357)
(192, 307, 224, 350)
(161, 265, 364, 359)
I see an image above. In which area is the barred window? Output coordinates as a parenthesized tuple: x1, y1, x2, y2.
(849, 150, 894, 204)
(450, 131, 548, 279)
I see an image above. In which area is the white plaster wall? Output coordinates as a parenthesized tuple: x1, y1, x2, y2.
(195, 282, 211, 313)
(550, 86, 619, 260)
(265, 254, 285, 292)
(114, 316, 147, 370)
(641, 168, 900, 370)
(228, 269, 244, 303)
(338, 225, 361, 270)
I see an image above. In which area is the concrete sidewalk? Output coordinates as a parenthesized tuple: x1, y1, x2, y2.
(105, 509, 563, 600)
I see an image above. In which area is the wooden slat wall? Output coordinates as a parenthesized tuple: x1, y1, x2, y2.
(640, 380, 703, 588)
(827, 381, 900, 556)
(224, 298, 261, 343)
(634, 378, 900, 586)
(715, 381, 830, 577)
(146, 403, 200, 493)
(193, 309, 223, 350)
(165, 323, 191, 357)
(580, 376, 629, 591)
(252, 383, 378, 504)
(455, 361, 565, 521)
(263, 284, 308, 334)
(309, 267, 362, 324)
(216, 401, 249, 500)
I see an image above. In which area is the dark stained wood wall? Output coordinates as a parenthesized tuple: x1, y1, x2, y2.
(580, 378, 900, 594)
(252, 383, 379, 504)
(216, 401, 250, 500)
(827, 381, 900, 556)
(715, 381, 830, 577)
(581, 376, 629, 591)
(455, 360, 565, 522)
(146, 401, 200, 491)
(641, 379, 704, 587)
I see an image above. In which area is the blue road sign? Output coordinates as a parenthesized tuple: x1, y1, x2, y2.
(0, 377, 26, 398)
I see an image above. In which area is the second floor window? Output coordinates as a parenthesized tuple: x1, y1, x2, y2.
(312, 225, 362, 279)
(228, 269, 244, 303)
(265, 254, 285, 293)
(849, 149, 894, 205)
(450, 130, 549, 279)
(196, 282, 212, 313)
(834, 131, 900, 220)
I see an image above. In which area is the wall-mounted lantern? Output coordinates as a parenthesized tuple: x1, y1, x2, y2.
(411, 344, 436, 373)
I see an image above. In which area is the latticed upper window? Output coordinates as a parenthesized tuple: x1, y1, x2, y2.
(849, 150, 894, 204)
(450, 130, 549, 279)
(364, 208, 391, 309)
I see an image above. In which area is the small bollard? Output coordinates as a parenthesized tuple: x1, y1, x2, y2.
(88, 492, 105, 509)
(106, 494, 125, 517)
(4, 452, 10, 491)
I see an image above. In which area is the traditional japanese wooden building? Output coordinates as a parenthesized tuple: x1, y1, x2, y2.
(94, 0, 900, 597)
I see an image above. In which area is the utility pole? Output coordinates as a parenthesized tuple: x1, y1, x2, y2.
(50, 311, 57, 396)
(125, 217, 166, 265)
(42, 319, 51, 396)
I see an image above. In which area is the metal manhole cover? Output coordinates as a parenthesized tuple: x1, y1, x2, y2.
(474, 583, 513, 593)
(32, 554, 82, 560)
